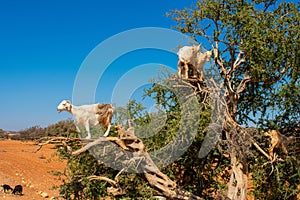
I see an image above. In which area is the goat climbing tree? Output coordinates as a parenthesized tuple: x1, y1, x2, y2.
(169, 0, 300, 199)
(39, 1, 299, 199)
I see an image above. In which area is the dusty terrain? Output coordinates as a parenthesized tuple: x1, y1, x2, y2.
(0, 139, 66, 199)
(0, 139, 298, 199)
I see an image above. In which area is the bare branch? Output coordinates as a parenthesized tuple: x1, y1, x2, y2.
(236, 72, 251, 95)
(34, 137, 84, 153)
(114, 168, 125, 182)
(249, 138, 271, 160)
(86, 175, 118, 187)
(72, 137, 108, 156)
(214, 41, 227, 76)
(229, 50, 246, 77)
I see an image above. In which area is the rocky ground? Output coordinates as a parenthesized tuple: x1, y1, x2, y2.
(0, 139, 66, 199)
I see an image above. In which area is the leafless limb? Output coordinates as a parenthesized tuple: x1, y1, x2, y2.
(38, 126, 203, 199)
(250, 138, 271, 160)
(236, 72, 251, 94)
(34, 137, 85, 153)
(214, 41, 227, 76)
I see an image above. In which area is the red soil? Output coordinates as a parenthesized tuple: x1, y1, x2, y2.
(0, 140, 66, 199)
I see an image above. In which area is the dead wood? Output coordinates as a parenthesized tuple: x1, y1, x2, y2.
(38, 127, 203, 199)
(34, 137, 85, 153)
(79, 175, 126, 196)
(69, 126, 203, 200)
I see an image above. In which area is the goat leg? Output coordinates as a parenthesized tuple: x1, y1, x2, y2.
(183, 63, 189, 79)
(75, 124, 84, 138)
(85, 121, 92, 139)
(177, 60, 183, 78)
(103, 124, 111, 137)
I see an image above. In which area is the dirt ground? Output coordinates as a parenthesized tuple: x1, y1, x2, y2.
(0, 139, 298, 200)
(0, 139, 66, 200)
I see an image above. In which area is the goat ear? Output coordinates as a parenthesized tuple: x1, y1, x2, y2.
(66, 100, 71, 104)
(66, 103, 72, 111)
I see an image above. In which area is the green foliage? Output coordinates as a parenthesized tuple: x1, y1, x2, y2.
(169, 0, 300, 198)
(0, 120, 78, 140)
(51, 1, 300, 199)
(56, 141, 156, 199)
(18, 125, 45, 140)
(53, 71, 219, 199)
(250, 153, 300, 199)
(115, 99, 146, 126)
(45, 119, 78, 137)
(116, 173, 154, 199)
(58, 147, 111, 199)
(169, 0, 300, 127)
(142, 73, 232, 199)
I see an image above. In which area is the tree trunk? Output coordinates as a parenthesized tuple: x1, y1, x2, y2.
(227, 148, 248, 200)
(224, 114, 249, 200)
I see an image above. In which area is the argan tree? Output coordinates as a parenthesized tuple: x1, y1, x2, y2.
(48, 1, 299, 199)
(168, 0, 299, 199)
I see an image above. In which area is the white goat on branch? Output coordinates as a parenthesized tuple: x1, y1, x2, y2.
(57, 100, 114, 139)
(177, 45, 212, 81)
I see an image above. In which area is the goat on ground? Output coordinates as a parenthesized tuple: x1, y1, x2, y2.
(1, 184, 13, 193)
(57, 100, 114, 138)
(177, 45, 212, 81)
(12, 185, 22, 195)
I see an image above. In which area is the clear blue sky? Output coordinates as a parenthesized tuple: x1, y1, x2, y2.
(0, 0, 195, 131)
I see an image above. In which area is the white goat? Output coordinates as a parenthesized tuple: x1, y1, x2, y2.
(57, 100, 114, 138)
(177, 45, 212, 81)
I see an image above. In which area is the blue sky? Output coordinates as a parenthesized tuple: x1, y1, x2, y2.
(0, 0, 196, 131)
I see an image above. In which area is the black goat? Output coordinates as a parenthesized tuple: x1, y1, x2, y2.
(12, 185, 22, 195)
(1, 184, 13, 193)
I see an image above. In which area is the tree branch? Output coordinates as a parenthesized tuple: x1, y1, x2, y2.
(236, 72, 251, 95)
(250, 67, 287, 84)
(34, 137, 84, 153)
(86, 175, 118, 187)
(250, 138, 271, 160)
(68, 126, 203, 199)
(214, 41, 227, 76)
